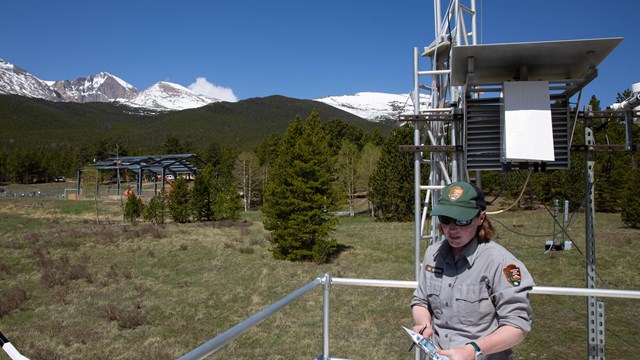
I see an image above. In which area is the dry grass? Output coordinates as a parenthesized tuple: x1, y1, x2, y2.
(0, 195, 638, 359)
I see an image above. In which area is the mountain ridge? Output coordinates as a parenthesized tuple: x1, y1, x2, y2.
(0, 58, 412, 120)
(0, 93, 393, 151)
(0, 59, 221, 112)
(50, 72, 138, 103)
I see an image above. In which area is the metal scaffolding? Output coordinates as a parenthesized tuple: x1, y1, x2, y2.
(407, 1, 626, 359)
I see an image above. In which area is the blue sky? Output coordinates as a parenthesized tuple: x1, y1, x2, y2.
(3, 0, 639, 105)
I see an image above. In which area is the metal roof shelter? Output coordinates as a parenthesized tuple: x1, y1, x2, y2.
(450, 38, 622, 89)
(76, 154, 206, 196)
(457, 38, 621, 171)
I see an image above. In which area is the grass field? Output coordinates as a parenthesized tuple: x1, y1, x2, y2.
(0, 186, 639, 359)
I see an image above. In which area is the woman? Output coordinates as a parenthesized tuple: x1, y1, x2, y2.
(410, 182, 534, 360)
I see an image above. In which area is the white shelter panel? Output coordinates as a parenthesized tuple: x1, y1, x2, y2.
(501, 81, 555, 162)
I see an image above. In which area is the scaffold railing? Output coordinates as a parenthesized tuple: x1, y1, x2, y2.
(176, 274, 640, 360)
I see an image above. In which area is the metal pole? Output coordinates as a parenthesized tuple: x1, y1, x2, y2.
(454, 0, 461, 46)
(584, 127, 604, 359)
(322, 273, 331, 360)
(178, 276, 324, 360)
(563, 200, 569, 246)
(413, 47, 422, 280)
(553, 199, 558, 245)
(137, 168, 143, 195)
(76, 168, 81, 197)
(95, 170, 99, 197)
(470, 0, 477, 45)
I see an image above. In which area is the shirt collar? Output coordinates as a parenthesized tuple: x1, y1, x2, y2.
(460, 237, 479, 266)
(434, 237, 480, 266)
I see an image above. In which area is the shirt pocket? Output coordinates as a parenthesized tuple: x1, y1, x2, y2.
(426, 277, 443, 317)
(455, 283, 494, 326)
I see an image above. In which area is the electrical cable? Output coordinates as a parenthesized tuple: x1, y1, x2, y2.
(512, 172, 612, 289)
(490, 217, 560, 238)
(483, 168, 613, 289)
(486, 167, 532, 215)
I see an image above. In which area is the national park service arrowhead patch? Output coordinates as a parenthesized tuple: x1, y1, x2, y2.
(503, 264, 522, 287)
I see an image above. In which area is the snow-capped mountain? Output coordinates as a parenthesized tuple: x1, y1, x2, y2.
(50, 72, 138, 103)
(314, 92, 429, 122)
(0, 58, 421, 118)
(0, 59, 220, 111)
(0, 59, 62, 101)
(123, 81, 220, 110)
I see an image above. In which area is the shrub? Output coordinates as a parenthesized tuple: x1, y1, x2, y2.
(34, 251, 93, 288)
(124, 193, 144, 223)
(0, 285, 29, 317)
(144, 188, 169, 224)
(99, 303, 148, 329)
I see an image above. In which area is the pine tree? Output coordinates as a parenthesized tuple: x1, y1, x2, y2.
(621, 168, 640, 228)
(190, 164, 215, 221)
(262, 110, 339, 263)
(144, 188, 169, 224)
(211, 176, 242, 221)
(322, 118, 364, 154)
(124, 193, 143, 223)
(368, 124, 415, 221)
(185, 163, 242, 222)
(169, 177, 191, 223)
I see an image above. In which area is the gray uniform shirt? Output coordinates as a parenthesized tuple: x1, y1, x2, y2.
(410, 238, 534, 359)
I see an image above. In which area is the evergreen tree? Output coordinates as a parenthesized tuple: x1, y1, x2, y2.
(255, 133, 282, 167)
(368, 124, 414, 221)
(211, 175, 242, 221)
(322, 118, 364, 154)
(621, 168, 640, 228)
(188, 163, 242, 222)
(255, 133, 282, 204)
(190, 165, 215, 221)
(616, 89, 633, 103)
(0, 151, 6, 183)
(202, 142, 223, 168)
(362, 128, 386, 147)
(124, 194, 144, 223)
(262, 110, 339, 263)
(162, 137, 185, 154)
(144, 188, 169, 224)
(169, 177, 191, 223)
(6, 150, 44, 184)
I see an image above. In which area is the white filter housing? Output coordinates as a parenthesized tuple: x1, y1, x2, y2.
(501, 81, 555, 163)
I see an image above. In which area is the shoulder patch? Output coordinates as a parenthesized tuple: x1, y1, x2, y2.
(503, 264, 522, 286)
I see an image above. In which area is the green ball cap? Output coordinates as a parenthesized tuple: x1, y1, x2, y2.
(431, 182, 487, 221)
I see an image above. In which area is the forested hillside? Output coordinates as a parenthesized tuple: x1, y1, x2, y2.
(0, 94, 391, 150)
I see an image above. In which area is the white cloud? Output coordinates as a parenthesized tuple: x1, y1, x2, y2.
(188, 77, 238, 102)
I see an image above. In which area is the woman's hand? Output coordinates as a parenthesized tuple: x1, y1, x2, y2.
(437, 343, 476, 360)
(411, 324, 432, 339)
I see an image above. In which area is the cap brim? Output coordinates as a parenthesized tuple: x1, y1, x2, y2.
(431, 204, 479, 221)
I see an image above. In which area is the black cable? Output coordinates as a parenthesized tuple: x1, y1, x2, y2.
(509, 171, 611, 289)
